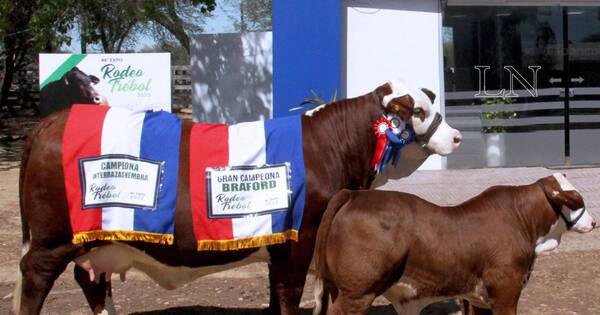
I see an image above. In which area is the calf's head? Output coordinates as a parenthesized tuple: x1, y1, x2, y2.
(538, 173, 596, 233)
(63, 67, 104, 105)
(375, 79, 462, 156)
(535, 173, 596, 255)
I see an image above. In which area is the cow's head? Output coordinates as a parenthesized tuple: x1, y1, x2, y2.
(375, 79, 462, 156)
(63, 67, 104, 105)
(538, 173, 596, 233)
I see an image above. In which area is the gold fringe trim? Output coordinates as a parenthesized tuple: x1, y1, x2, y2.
(72, 230, 174, 245)
(197, 230, 298, 251)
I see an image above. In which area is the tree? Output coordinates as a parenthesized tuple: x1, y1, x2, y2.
(226, 0, 271, 32)
(139, 0, 216, 54)
(77, 0, 216, 54)
(0, 0, 216, 116)
(0, 0, 75, 115)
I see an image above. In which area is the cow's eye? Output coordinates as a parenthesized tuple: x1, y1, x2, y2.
(413, 108, 423, 115)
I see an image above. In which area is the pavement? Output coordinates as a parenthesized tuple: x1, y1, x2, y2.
(379, 166, 600, 253)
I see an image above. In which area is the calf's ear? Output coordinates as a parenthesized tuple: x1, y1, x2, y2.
(539, 176, 585, 210)
(89, 75, 100, 85)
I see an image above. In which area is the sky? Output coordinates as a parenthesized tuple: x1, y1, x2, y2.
(63, 0, 239, 53)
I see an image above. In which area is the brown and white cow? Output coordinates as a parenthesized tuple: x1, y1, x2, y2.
(15, 80, 461, 315)
(313, 174, 596, 315)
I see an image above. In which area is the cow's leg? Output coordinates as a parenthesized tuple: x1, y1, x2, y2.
(267, 257, 307, 315)
(74, 265, 116, 315)
(17, 244, 77, 315)
(267, 233, 317, 315)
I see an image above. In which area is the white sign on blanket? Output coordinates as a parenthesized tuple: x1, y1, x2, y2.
(80, 155, 162, 209)
(206, 164, 291, 218)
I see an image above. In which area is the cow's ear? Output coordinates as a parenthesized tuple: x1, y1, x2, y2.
(373, 83, 393, 106)
(421, 88, 436, 104)
(386, 94, 414, 121)
(89, 75, 100, 85)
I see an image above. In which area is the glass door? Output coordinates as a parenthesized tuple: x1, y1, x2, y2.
(443, 6, 566, 168)
(567, 7, 600, 165)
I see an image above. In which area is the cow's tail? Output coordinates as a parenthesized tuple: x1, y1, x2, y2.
(312, 189, 353, 315)
(14, 115, 48, 314)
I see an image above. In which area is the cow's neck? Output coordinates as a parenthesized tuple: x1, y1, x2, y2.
(302, 92, 383, 193)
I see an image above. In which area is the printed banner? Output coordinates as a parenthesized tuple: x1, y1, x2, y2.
(63, 105, 181, 245)
(39, 53, 171, 112)
(189, 115, 306, 251)
(80, 155, 162, 209)
(206, 164, 291, 218)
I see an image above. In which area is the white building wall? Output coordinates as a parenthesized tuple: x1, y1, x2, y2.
(343, 0, 445, 170)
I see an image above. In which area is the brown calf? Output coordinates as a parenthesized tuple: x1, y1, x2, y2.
(313, 174, 596, 315)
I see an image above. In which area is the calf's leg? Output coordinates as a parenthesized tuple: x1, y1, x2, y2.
(328, 292, 376, 315)
(465, 303, 493, 315)
(483, 270, 522, 315)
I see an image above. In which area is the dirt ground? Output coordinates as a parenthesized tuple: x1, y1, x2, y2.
(2, 112, 600, 314)
(3, 167, 600, 315)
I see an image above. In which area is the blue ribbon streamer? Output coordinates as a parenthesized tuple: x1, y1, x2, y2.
(377, 126, 416, 173)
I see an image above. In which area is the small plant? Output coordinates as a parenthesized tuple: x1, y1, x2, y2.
(301, 89, 338, 106)
(480, 96, 517, 133)
(289, 90, 338, 112)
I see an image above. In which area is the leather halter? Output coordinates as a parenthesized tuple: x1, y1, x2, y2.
(536, 181, 586, 230)
(373, 91, 443, 152)
(415, 112, 443, 153)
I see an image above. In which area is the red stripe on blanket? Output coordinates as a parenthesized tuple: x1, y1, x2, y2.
(62, 105, 109, 233)
(189, 124, 234, 241)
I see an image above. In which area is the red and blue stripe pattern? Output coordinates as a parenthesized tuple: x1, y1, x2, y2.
(190, 116, 306, 250)
(63, 105, 181, 244)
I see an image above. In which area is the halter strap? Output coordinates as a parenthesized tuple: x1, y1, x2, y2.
(415, 112, 443, 148)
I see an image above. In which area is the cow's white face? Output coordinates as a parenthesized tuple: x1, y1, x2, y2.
(383, 79, 462, 156)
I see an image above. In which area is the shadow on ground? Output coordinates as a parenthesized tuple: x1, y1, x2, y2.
(131, 300, 461, 315)
(131, 305, 397, 315)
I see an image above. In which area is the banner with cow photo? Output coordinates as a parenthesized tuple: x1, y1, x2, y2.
(39, 53, 171, 115)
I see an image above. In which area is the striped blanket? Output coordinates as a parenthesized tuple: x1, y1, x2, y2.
(62, 105, 305, 250)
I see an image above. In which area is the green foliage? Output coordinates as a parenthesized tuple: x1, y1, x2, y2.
(77, 0, 216, 53)
(225, 0, 272, 32)
(480, 96, 517, 133)
(301, 89, 337, 106)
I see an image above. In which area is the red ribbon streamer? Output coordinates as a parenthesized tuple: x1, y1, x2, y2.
(370, 117, 391, 169)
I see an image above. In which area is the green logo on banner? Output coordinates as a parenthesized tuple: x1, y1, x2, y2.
(101, 64, 152, 93)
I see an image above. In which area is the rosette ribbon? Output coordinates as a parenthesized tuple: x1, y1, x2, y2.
(370, 117, 392, 171)
(370, 115, 416, 174)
